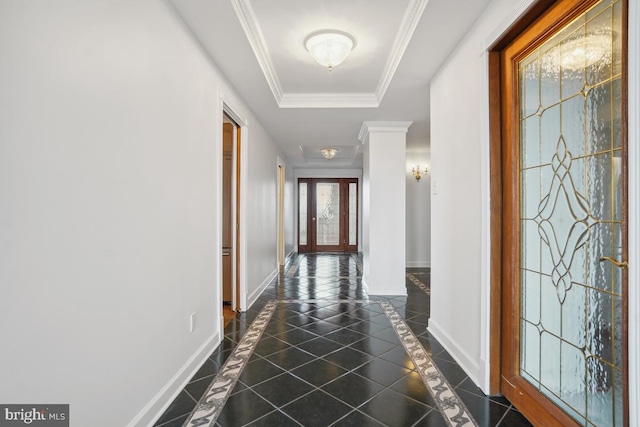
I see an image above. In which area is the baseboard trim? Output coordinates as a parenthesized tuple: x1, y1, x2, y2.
(406, 261, 431, 268)
(246, 268, 278, 310)
(427, 318, 480, 386)
(129, 333, 220, 427)
(362, 278, 407, 296)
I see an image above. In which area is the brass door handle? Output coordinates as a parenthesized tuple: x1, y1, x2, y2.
(599, 257, 629, 269)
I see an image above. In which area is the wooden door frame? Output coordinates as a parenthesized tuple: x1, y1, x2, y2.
(297, 178, 358, 253)
(488, 0, 629, 425)
(277, 159, 285, 269)
(221, 98, 247, 315)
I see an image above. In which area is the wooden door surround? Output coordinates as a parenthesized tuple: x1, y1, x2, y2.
(489, 0, 629, 425)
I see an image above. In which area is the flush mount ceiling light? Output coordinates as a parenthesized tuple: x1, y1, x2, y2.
(320, 148, 339, 160)
(304, 30, 356, 71)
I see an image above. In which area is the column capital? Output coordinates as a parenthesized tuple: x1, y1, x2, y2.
(358, 121, 412, 143)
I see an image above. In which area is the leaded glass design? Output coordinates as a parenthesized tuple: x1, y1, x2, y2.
(316, 183, 340, 245)
(299, 183, 307, 246)
(518, 0, 623, 425)
(349, 182, 357, 246)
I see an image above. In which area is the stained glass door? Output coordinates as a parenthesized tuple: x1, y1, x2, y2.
(315, 182, 342, 249)
(499, 0, 628, 425)
(298, 178, 358, 252)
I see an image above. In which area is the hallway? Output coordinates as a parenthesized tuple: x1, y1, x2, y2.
(154, 254, 532, 427)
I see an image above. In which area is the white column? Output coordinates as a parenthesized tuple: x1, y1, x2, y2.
(358, 121, 411, 295)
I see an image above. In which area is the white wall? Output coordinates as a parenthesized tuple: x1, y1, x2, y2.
(406, 150, 431, 267)
(0, 1, 284, 426)
(284, 165, 296, 257)
(428, 0, 538, 388)
(243, 123, 284, 306)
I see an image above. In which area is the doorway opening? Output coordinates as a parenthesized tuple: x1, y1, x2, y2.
(298, 178, 358, 253)
(222, 112, 242, 326)
(278, 160, 286, 270)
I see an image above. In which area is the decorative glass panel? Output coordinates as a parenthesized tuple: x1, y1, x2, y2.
(316, 183, 340, 246)
(349, 183, 357, 246)
(518, 1, 623, 425)
(299, 182, 307, 245)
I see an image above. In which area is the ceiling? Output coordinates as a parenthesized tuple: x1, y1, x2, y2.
(170, 0, 492, 168)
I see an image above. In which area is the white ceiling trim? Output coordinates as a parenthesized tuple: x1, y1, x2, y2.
(280, 93, 379, 109)
(375, 0, 429, 104)
(231, 0, 428, 109)
(358, 121, 413, 143)
(230, 0, 283, 101)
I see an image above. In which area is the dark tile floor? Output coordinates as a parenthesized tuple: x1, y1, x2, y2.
(154, 254, 533, 427)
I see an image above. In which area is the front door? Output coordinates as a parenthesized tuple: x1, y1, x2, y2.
(499, 0, 628, 425)
(298, 178, 358, 253)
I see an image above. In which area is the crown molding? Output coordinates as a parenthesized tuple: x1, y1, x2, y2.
(232, 0, 427, 109)
(230, 0, 283, 101)
(375, 0, 429, 104)
(279, 93, 379, 109)
(358, 121, 413, 143)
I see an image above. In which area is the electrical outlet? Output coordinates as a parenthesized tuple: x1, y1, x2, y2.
(190, 312, 196, 333)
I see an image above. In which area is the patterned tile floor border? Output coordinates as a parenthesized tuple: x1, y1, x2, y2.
(182, 299, 477, 427)
(183, 301, 278, 426)
(406, 272, 431, 295)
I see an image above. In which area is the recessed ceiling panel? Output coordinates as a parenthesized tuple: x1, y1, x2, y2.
(232, 0, 424, 107)
(251, 0, 409, 94)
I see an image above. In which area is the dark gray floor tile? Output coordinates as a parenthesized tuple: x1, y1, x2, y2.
(190, 358, 219, 382)
(325, 327, 367, 345)
(153, 391, 196, 426)
(184, 376, 214, 402)
(300, 320, 343, 336)
(350, 336, 398, 357)
(412, 409, 449, 426)
(154, 413, 190, 427)
(431, 355, 468, 387)
(347, 320, 389, 335)
(322, 347, 374, 371)
(354, 358, 412, 387)
(252, 372, 314, 407)
(245, 410, 301, 427)
(253, 335, 291, 357)
(291, 358, 348, 387)
(359, 389, 430, 427)
(272, 327, 317, 345)
(265, 346, 316, 371)
(379, 346, 416, 370)
(281, 390, 352, 427)
(497, 408, 534, 426)
(321, 372, 385, 407)
(298, 336, 344, 356)
(330, 410, 386, 426)
(216, 389, 275, 427)
(238, 358, 285, 387)
(390, 371, 437, 407)
(456, 389, 510, 427)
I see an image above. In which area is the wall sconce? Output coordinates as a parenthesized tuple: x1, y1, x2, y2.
(412, 165, 429, 182)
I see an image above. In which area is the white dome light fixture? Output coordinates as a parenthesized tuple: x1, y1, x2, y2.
(305, 30, 356, 72)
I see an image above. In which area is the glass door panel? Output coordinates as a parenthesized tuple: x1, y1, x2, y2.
(315, 182, 341, 247)
(299, 182, 308, 246)
(517, 1, 625, 425)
